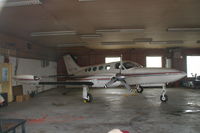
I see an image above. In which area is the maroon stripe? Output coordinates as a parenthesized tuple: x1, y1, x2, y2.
(75, 72, 182, 81)
(122, 72, 182, 76)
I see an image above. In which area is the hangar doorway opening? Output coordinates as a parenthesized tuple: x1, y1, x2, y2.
(187, 56, 200, 77)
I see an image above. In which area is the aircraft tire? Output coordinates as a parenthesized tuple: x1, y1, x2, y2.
(83, 93, 93, 103)
(160, 94, 168, 102)
(137, 86, 143, 93)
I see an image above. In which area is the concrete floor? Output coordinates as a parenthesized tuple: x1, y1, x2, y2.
(0, 87, 200, 133)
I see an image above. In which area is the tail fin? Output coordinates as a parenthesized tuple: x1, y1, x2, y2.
(63, 55, 80, 75)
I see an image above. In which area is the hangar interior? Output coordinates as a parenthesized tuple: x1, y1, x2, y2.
(0, 0, 200, 133)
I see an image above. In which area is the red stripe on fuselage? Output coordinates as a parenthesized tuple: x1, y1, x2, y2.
(72, 72, 182, 81)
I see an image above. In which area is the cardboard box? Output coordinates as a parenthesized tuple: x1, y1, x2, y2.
(16, 95, 23, 102)
(23, 95, 30, 101)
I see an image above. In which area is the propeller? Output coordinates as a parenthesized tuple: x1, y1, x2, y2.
(104, 54, 133, 92)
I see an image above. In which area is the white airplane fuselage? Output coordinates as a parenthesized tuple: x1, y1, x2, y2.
(67, 61, 186, 88)
(13, 55, 187, 103)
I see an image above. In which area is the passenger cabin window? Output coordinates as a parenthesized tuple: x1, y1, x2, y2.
(93, 67, 97, 71)
(99, 66, 103, 70)
(88, 67, 91, 72)
(105, 65, 111, 70)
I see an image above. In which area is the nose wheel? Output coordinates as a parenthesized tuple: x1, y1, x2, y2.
(136, 85, 143, 93)
(160, 94, 168, 102)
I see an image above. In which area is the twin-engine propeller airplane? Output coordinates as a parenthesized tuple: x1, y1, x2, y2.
(14, 55, 186, 103)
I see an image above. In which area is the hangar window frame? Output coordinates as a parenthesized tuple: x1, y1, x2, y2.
(146, 56, 162, 68)
(186, 56, 200, 77)
(105, 57, 120, 63)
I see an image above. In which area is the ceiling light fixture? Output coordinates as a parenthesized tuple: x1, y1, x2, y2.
(57, 43, 87, 47)
(96, 28, 144, 33)
(78, 0, 96, 2)
(101, 41, 135, 45)
(31, 31, 76, 37)
(79, 34, 102, 39)
(2, 0, 43, 7)
(150, 40, 184, 44)
(167, 28, 200, 32)
(133, 38, 152, 43)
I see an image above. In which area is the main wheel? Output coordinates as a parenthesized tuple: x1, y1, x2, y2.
(160, 94, 168, 102)
(83, 93, 93, 103)
(137, 86, 143, 93)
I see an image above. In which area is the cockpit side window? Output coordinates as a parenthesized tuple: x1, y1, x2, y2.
(123, 62, 143, 69)
(115, 62, 125, 70)
(115, 63, 120, 69)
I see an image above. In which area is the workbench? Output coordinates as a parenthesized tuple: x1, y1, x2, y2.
(0, 119, 26, 133)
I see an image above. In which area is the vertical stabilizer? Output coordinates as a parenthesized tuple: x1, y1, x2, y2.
(63, 55, 80, 75)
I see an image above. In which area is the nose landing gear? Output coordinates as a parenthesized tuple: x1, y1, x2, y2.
(136, 85, 143, 93)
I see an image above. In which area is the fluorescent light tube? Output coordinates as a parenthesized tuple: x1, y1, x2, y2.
(96, 29, 120, 33)
(57, 43, 87, 47)
(3, 0, 42, 7)
(80, 34, 101, 39)
(150, 40, 184, 44)
(167, 28, 200, 32)
(31, 31, 76, 37)
(96, 28, 144, 33)
(133, 38, 152, 43)
(101, 41, 135, 45)
(78, 0, 96, 1)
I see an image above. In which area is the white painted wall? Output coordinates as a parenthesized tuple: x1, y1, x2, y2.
(0, 55, 57, 94)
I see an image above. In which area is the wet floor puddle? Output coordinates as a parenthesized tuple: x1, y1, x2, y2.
(169, 109, 200, 116)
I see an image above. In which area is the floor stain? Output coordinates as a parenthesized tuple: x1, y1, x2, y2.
(51, 103, 65, 106)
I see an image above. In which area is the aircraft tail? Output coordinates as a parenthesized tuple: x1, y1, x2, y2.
(63, 55, 81, 75)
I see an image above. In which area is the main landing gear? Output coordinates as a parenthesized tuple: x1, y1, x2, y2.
(160, 84, 168, 102)
(82, 85, 93, 103)
(136, 85, 143, 93)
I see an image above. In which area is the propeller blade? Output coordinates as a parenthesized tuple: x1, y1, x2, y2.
(120, 80, 132, 92)
(119, 54, 123, 74)
(105, 77, 117, 88)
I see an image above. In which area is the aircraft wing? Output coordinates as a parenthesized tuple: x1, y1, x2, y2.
(38, 81, 93, 86)
(13, 75, 94, 86)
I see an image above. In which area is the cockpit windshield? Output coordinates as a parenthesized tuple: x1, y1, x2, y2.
(115, 61, 143, 69)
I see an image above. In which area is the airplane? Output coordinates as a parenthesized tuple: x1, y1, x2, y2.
(14, 54, 186, 103)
